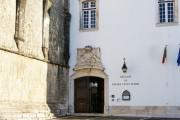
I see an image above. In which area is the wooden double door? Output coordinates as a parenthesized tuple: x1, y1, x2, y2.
(74, 76, 104, 113)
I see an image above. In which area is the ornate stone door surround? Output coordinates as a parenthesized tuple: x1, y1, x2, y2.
(70, 46, 109, 114)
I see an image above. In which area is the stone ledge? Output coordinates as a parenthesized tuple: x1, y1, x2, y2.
(109, 106, 180, 118)
(0, 112, 53, 120)
(0, 102, 53, 120)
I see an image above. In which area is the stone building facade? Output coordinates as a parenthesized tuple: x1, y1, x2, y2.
(0, 0, 70, 119)
(69, 0, 180, 118)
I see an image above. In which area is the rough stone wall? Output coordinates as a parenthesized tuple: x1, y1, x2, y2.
(49, 0, 69, 65)
(47, 0, 70, 116)
(0, 0, 70, 119)
(0, 0, 17, 50)
(22, 0, 44, 58)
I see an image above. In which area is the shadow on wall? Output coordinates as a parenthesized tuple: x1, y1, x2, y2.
(45, 0, 71, 117)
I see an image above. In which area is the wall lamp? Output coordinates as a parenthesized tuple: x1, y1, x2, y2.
(122, 58, 127, 73)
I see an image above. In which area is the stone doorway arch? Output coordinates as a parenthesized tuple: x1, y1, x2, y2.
(69, 46, 109, 114)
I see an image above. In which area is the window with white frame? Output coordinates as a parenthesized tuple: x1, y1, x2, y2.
(158, 0, 177, 23)
(81, 0, 97, 30)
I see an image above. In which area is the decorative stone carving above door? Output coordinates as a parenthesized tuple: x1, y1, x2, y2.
(74, 46, 104, 71)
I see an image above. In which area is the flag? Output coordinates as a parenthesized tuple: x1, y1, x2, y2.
(177, 48, 180, 66)
(162, 46, 167, 64)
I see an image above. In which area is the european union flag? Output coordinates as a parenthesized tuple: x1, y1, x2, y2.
(177, 48, 180, 66)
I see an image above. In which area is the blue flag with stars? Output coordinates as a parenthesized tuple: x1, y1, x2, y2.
(177, 48, 180, 66)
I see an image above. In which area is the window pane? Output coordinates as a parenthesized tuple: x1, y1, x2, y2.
(159, 3, 166, 23)
(167, 2, 174, 23)
(83, 10, 89, 28)
(91, 1, 96, 8)
(82, 2, 88, 9)
(91, 10, 96, 28)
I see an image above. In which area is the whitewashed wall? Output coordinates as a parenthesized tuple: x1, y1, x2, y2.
(69, 0, 180, 107)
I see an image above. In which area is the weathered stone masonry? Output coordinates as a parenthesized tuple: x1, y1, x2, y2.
(0, 0, 70, 119)
(48, 0, 71, 116)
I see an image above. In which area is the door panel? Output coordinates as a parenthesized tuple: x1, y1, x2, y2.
(75, 77, 90, 113)
(98, 79, 104, 113)
(74, 77, 104, 113)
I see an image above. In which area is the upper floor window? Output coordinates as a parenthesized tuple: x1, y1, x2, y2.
(80, 0, 98, 30)
(158, 0, 178, 24)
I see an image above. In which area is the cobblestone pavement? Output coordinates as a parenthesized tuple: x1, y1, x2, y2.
(53, 116, 180, 120)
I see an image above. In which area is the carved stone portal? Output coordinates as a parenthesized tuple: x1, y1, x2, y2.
(71, 46, 109, 114)
(74, 46, 104, 71)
